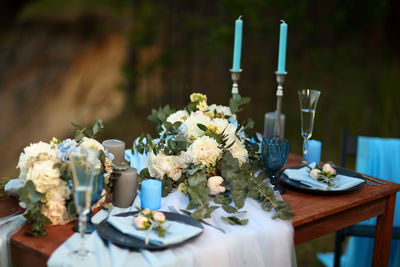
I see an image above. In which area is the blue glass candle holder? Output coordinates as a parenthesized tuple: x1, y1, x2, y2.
(141, 179, 162, 210)
(262, 137, 290, 194)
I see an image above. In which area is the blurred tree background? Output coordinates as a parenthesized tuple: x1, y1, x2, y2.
(0, 0, 399, 265)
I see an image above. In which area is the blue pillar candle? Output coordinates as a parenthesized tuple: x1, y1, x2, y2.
(232, 16, 243, 71)
(277, 20, 288, 74)
(140, 179, 162, 210)
(306, 140, 322, 164)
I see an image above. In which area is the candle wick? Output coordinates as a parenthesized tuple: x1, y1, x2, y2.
(239, 15, 243, 20)
(280, 19, 285, 23)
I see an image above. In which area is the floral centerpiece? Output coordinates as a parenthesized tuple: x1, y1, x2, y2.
(16, 119, 113, 236)
(136, 93, 294, 224)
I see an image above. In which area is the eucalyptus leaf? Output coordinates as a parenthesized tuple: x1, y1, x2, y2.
(222, 204, 237, 214)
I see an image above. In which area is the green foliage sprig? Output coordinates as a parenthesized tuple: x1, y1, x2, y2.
(71, 117, 104, 142)
(18, 181, 51, 236)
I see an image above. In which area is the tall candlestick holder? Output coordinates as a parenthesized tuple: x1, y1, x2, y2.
(274, 71, 287, 138)
(230, 69, 242, 94)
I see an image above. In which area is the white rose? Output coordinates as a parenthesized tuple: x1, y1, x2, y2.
(197, 101, 208, 111)
(228, 139, 248, 165)
(212, 118, 237, 142)
(208, 104, 234, 118)
(193, 111, 204, 116)
(80, 137, 104, 151)
(310, 169, 321, 179)
(207, 176, 226, 195)
(323, 163, 336, 175)
(146, 152, 166, 179)
(146, 152, 187, 181)
(167, 110, 189, 124)
(26, 160, 61, 193)
(23, 141, 58, 161)
(42, 200, 69, 225)
(186, 136, 222, 166)
(182, 115, 212, 139)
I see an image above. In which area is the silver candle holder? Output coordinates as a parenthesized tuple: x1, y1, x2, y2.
(230, 69, 242, 94)
(274, 71, 287, 138)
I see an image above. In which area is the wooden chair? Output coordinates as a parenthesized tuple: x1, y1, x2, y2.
(333, 129, 400, 267)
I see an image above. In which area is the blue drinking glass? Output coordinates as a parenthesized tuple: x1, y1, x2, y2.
(262, 137, 290, 194)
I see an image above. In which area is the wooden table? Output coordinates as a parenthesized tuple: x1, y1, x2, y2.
(1, 154, 399, 267)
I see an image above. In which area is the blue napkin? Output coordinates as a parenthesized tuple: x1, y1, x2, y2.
(283, 163, 364, 190)
(107, 215, 203, 246)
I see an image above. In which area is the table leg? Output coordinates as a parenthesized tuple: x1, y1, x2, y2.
(372, 193, 396, 267)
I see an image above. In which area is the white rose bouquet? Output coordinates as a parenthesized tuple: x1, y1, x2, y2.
(136, 93, 293, 224)
(16, 119, 113, 236)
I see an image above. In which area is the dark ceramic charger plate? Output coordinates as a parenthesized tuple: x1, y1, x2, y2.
(97, 211, 203, 250)
(278, 166, 366, 195)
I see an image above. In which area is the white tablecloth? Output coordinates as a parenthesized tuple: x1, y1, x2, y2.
(48, 190, 295, 267)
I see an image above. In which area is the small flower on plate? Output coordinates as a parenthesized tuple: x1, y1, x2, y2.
(134, 214, 150, 230)
(322, 163, 336, 176)
(309, 169, 321, 179)
(153, 211, 166, 223)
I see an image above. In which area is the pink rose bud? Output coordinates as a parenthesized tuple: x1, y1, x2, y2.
(153, 211, 166, 222)
(134, 215, 149, 230)
(310, 169, 321, 179)
(323, 164, 336, 174)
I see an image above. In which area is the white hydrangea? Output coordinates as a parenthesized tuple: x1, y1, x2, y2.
(207, 176, 226, 195)
(182, 114, 212, 139)
(228, 138, 249, 165)
(185, 136, 222, 166)
(166, 110, 189, 124)
(26, 160, 62, 193)
(208, 104, 234, 118)
(146, 152, 188, 181)
(17, 141, 59, 179)
(80, 137, 104, 151)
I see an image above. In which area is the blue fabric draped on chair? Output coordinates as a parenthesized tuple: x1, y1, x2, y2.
(317, 136, 400, 267)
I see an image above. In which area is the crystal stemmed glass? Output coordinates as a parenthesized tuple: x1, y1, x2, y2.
(68, 148, 99, 259)
(262, 137, 290, 194)
(298, 89, 321, 164)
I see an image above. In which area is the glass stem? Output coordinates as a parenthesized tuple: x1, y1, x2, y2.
(303, 137, 309, 164)
(79, 212, 87, 249)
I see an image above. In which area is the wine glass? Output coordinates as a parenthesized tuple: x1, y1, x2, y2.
(298, 89, 321, 164)
(262, 137, 290, 194)
(68, 148, 100, 259)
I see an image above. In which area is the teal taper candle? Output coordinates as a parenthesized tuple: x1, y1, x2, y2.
(232, 16, 243, 71)
(277, 20, 288, 74)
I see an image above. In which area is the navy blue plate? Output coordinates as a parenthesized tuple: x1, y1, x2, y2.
(278, 166, 366, 195)
(97, 211, 203, 250)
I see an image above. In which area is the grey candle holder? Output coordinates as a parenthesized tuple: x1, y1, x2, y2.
(230, 69, 242, 94)
(274, 71, 287, 138)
